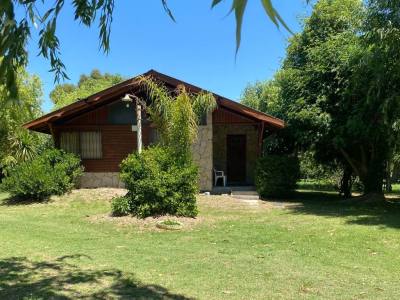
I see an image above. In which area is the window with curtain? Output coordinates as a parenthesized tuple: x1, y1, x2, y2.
(60, 132, 79, 155)
(60, 131, 102, 159)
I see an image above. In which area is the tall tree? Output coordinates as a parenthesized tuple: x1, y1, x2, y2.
(0, 70, 45, 176)
(257, 0, 400, 198)
(241, 80, 280, 115)
(50, 69, 124, 110)
(343, 0, 400, 195)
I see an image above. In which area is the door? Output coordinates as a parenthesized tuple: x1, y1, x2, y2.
(226, 135, 246, 184)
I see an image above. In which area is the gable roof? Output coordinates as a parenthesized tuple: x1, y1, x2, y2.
(24, 70, 284, 133)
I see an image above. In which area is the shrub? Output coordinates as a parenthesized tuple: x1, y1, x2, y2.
(255, 154, 300, 198)
(119, 146, 198, 218)
(1, 149, 83, 200)
(111, 196, 131, 216)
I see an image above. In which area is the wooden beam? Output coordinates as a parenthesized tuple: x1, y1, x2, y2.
(48, 122, 58, 147)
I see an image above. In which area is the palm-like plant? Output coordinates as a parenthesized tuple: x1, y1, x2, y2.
(137, 76, 216, 164)
(9, 130, 38, 163)
(0, 130, 39, 176)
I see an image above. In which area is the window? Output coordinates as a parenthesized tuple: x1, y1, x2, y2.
(80, 132, 102, 159)
(60, 132, 79, 154)
(107, 100, 136, 124)
(60, 131, 102, 159)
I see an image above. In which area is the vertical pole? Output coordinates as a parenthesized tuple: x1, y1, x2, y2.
(48, 122, 57, 147)
(136, 101, 142, 154)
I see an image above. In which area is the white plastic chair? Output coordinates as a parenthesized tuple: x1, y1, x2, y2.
(214, 168, 227, 187)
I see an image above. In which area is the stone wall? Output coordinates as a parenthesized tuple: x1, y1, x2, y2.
(191, 112, 213, 191)
(213, 124, 258, 184)
(79, 172, 125, 188)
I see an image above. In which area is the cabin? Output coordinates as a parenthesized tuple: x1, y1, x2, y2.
(24, 70, 284, 191)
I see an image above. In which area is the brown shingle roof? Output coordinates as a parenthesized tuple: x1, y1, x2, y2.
(24, 69, 284, 133)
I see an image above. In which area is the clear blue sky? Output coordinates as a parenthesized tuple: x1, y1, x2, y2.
(25, 1, 310, 112)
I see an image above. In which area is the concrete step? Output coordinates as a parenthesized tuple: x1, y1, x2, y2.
(230, 186, 257, 192)
(231, 190, 259, 196)
(231, 194, 260, 200)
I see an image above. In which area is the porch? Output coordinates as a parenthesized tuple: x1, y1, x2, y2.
(211, 186, 260, 200)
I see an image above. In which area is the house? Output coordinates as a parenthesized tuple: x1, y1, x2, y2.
(24, 70, 284, 191)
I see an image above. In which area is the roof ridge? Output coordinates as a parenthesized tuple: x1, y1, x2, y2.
(24, 69, 284, 132)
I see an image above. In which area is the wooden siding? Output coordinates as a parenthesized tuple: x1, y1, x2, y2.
(54, 102, 152, 172)
(83, 125, 135, 172)
(213, 107, 257, 124)
(63, 105, 108, 125)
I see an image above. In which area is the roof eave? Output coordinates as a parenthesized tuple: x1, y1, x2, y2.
(24, 69, 285, 132)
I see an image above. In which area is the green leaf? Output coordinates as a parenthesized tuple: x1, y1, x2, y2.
(211, 0, 224, 8)
(261, 0, 279, 27)
(161, 0, 176, 22)
(230, 0, 248, 55)
(274, 9, 294, 35)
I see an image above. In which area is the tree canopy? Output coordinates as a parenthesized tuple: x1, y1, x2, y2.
(241, 0, 400, 197)
(0, 69, 45, 175)
(50, 69, 124, 110)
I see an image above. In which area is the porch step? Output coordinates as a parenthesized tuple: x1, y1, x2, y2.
(211, 186, 260, 199)
(230, 186, 257, 192)
(230, 188, 260, 200)
(231, 194, 260, 200)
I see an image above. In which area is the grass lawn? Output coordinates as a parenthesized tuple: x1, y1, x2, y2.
(1, 189, 400, 299)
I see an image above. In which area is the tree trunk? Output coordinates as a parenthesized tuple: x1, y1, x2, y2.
(339, 165, 352, 198)
(385, 160, 392, 193)
(340, 145, 386, 200)
(360, 158, 385, 201)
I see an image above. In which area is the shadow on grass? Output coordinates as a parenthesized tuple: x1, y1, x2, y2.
(276, 190, 400, 229)
(0, 193, 50, 206)
(0, 255, 192, 299)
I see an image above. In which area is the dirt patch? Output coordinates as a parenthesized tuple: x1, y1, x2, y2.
(88, 213, 204, 231)
(198, 195, 273, 211)
(85, 193, 272, 231)
(52, 188, 127, 204)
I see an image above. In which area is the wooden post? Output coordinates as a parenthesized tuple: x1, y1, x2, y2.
(48, 122, 57, 147)
(136, 101, 142, 154)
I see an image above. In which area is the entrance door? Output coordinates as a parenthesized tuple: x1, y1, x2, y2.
(226, 135, 246, 184)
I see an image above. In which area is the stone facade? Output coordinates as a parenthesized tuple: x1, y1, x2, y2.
(213, 124, 258, 184)
(79, 172, 125, 188)
(191, 112, 213, 191)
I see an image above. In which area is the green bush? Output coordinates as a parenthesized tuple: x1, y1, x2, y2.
(119, 146, 198, 218)
(111, 196, 131, 216)
(1, 149, 83, 200)
(255, 154, 300, 198)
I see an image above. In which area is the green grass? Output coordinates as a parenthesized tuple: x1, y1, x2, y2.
(297, 179, 336, 192)
(1, 190, 400, 299)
